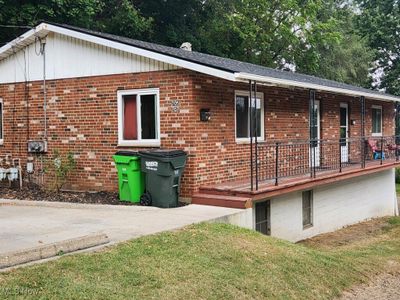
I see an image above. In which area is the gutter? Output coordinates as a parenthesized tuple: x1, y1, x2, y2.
(235, 73, 400, 102)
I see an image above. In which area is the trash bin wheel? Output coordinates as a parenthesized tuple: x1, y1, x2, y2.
(140, 192, 152, 206)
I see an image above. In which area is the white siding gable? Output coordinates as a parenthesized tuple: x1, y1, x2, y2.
(0, 33, 179, 84)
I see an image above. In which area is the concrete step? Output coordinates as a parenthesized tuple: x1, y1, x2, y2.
(192, 193, 252, 209)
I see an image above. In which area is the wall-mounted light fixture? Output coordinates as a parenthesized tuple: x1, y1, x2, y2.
(351, 120, 356, 126)
(200, 108, 211, 122)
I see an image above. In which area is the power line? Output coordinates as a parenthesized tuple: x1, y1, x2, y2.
(0, 24, 32, 29)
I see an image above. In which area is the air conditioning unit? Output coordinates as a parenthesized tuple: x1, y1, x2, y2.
(27, 140, 47, 153)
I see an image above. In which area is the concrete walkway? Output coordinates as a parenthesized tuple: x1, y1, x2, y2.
(0, 199, 246, 255)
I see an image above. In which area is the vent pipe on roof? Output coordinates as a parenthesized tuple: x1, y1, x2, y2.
(180, 42, 192, 51)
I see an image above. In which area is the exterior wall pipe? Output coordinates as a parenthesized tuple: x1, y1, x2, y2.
(41, 39, 47, 140)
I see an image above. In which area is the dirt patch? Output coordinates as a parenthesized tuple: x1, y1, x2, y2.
(299, 218, 391, 249)
(0, 184, 131, 205)
(338, 261, 400, 300)
(0, 184, 188, 207)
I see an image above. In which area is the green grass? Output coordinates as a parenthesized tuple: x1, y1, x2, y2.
(1, 219, 400, 300)
(396, 183, 400, 195)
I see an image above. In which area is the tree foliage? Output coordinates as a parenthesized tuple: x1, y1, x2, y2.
(0, 0, 151, 45)
(356, 0, 400, 95)
(0, 0, 397, 91)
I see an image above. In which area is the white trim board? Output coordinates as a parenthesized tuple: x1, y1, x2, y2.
(235, 73, 400, 103)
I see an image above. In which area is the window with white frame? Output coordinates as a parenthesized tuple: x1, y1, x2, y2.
(0, 98, 3, 144)
(302, 190, 313, 229)
(371, 105, 382, 136)
(117, 89, 160, 146)
(235, 91, 264, 141)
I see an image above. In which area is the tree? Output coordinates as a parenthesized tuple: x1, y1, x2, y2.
(0, 0, 152, 46)
(356, 0, 400, 95)
(304, 1, 374, 87)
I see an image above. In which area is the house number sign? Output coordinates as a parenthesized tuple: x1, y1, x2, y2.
(171, 100, 180, 112)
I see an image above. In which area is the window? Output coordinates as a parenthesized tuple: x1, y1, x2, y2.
(302, 190, 313, 229)
(372, 105, 382, 136)
(255, 201, 270, 235)
(0, 98, 3, 145)
(117, 89, 160, 146)
(235, 91, 264, 141)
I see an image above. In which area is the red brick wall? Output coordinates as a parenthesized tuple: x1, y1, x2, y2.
(0, 70, 395, 198)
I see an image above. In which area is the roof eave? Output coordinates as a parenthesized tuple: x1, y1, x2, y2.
(0, 23, 49, 61)
(235, 72, 400, 102)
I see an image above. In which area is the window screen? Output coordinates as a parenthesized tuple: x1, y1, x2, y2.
(235, 94, 262, 139)
(140, 94, 156, 139)
(302, 191, 313, 228)
(255, 201, 271, 235)
(372, 107, 382, 134)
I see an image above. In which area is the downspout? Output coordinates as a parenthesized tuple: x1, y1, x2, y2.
(40, 38, 47, 141)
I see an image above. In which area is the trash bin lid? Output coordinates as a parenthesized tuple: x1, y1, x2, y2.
(139, 149, 186, 158)
(114, 151, 139, 156)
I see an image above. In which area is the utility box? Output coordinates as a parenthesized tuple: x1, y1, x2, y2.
(27, 140, 47, 153)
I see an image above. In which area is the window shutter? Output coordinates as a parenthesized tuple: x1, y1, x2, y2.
(123, 95, 137, 140)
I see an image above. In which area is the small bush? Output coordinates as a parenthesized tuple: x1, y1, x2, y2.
(45, 150, 76, 192)
(396, 168, 400, 184)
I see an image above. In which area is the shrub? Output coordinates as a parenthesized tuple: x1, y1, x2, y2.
(396, 168, 400, 184)
(45, 150, 76, 192)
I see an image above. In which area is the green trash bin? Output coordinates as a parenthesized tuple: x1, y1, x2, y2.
(138, 150, 187, 208)
(113, 151, 145, 203)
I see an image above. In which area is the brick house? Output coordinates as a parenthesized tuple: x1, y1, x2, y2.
(0, 22, 399, 241)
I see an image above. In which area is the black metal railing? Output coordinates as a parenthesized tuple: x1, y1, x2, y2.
(253, 135, 400, 188)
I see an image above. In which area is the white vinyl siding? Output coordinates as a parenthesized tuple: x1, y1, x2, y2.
(0, 33, 179, 84)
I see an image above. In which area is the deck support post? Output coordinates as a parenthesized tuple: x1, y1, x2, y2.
(249, 80, 253, 191)
(396, 103, 400, 161)
(275, 142, 279, 186)
(249, 80, 259, 191)
(360, 96, 366, 168)
(309, 89, 316, 178)
(339, 139, 342, 173)
(254, 81, 259, 191)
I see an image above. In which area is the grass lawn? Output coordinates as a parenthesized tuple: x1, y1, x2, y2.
(396, 183, 400, 195)
(1, 218, 400, 299)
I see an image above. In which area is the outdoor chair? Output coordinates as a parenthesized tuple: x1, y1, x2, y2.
(367, 138, 385, 160)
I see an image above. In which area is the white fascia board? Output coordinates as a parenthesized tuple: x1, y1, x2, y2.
(235, 72, 400, 102)
(37, 23, 236, 82)
(0, 23, 49, 60)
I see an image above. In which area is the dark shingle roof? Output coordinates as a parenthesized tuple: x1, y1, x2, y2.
(47, 22, 398, 100)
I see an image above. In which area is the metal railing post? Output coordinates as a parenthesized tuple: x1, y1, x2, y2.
(380, 136, 384, 165)
(313, 140, 316, 178)
(275, 142, 279, 186)
(339, 139, 342, 173)
(361, 137, 365, 168)
(249, 80, 253, 191)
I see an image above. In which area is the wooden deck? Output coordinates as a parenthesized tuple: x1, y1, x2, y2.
(192, 158, 400, 209)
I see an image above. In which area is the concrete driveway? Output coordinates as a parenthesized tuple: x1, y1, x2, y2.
(0, 199, 245, 255)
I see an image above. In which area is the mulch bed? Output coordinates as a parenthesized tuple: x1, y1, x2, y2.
(0, 183, 134, 206)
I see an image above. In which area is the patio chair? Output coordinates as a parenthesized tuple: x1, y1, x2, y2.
(367, 138, 385, 160)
